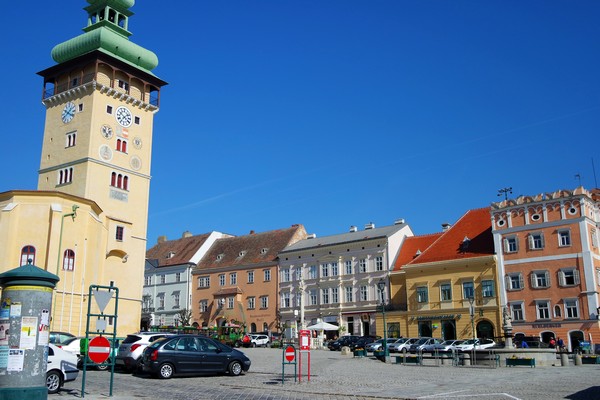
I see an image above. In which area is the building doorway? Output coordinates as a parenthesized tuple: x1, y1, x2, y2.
(476, 320, 494, 339)
(441, 320, 456, 340)
(418, 321, 432, 337)
(569, 330, 584, 352)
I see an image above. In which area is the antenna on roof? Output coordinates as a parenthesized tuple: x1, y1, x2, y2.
(497, 187, 512, 201)
(575, 174, 582, 186)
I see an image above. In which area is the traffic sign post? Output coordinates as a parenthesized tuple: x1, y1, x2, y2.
(298, 329, 311, 382)
(281, 344, 297, 384)
(88, 336, 111, 364)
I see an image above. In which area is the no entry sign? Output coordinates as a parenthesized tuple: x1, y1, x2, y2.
(284, 345, 295, 362)
(88, 336, 111, 364)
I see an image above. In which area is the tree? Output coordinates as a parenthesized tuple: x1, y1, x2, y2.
(176, 309, 193, 327)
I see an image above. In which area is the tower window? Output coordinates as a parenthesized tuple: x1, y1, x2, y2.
(134, 116, 140, 125)
(116, 138, 128, 153)
(107, 105, 113, 114)
(66, 132, 77, 148)
(63, 249, 75, 271)
(58, 167, 73, 185)
(20, 245, 36, 266)
(71, 78, 79, 88)
(111, 172, 129, 190)
(116, 226, 124, 241)
(78, 103, 84, 112)
(118, 80, 129, 91)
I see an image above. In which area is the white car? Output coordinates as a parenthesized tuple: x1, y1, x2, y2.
(57, 336, 82, 357)
(47, 343, 79, 394)
(454, 338, 496, 351)
(250, 334, 270, 347)
(366, 338, 397, 352)
(389, 337, 418, 353)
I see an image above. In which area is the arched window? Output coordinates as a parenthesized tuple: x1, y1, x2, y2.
(63, 249, 75, 271)
(250, 323, 257, 333)
(263, 322, 268, 332)
(554, 305, 562, 318)
(20, 245, 36, 266)
(111, 172, 116, 186)
(123, 176, 128, 190)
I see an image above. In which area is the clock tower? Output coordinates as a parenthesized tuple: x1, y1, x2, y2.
(35, 0, 166, 332)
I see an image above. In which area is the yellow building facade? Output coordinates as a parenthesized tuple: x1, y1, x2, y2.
(0, 1, 165, 336)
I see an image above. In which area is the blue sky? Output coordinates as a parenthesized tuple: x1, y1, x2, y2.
(2, 1, 599, 246)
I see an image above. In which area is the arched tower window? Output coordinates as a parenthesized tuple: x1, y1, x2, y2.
(20, 245, 36, 266)
(63, 249, 75, 271)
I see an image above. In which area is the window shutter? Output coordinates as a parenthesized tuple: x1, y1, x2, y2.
(541, 234, 545, 248)
(519, 273, 524, 289)
(558, 270, 565, 286)
(545, 271, 550, 287)
(515, 238, 519, 252)
(528, 235, 534, 249)
(530, 273, 537, 288)
(504, 275, 511, 289)
(574, 270, 580, 285)
(503, 238, 509, 253)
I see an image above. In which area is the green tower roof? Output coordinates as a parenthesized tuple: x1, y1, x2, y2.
(51, 0, 159, 74)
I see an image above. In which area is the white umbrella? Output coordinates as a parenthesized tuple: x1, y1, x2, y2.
(306, 321, 339, 331)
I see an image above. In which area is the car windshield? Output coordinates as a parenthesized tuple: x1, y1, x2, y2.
(394, 338, 407, 344)
(415, 338, 430, 345)
(462, 339, 478, 345)
(440, 340, 454, 345)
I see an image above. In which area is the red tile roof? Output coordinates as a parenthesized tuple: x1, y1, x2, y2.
(195, 225, 306, 271)
(408, 208, 494, 265)
(393, 233, 443, 271)
(146, 233, 212, 267)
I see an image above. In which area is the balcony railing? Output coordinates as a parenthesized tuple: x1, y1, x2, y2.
(142, 307, 155, 313)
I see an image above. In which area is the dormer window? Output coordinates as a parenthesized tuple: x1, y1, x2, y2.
(260, 248, 268, 255)
(166, 251, 175, 259)
(460, 236, 471, 252)
(216, 254, 224, 261)
(238, 251, 247, 258)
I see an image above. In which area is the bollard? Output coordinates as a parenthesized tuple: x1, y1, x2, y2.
(461, 353, 471, 366)
(560, 352, 569, 366)
(0, 261, 60, 400)
(574, 353, 582, 366)
(441, 354, 450, 366)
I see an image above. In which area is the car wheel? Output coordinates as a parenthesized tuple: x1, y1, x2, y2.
(229, 361, 243, 376)
(46, 370, 62, 394)
(158, 363, 174, 379)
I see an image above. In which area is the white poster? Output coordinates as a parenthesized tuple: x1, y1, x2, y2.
(10, 304, 21, 318)
(7, 349, 24, 371)
(20, 317, 37, 350)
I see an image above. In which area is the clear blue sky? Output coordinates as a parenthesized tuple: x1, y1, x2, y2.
(2, 1, 599, 247)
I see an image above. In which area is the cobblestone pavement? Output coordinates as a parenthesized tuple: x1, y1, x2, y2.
(52, 348, 600, 400)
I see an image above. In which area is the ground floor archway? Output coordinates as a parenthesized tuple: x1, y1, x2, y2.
(476, 320, 494, 339)
(441, 320, 456, 340)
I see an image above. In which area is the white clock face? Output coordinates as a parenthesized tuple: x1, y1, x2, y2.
(115, 106, 132, 127)
(101, 124, 113, 139)
(62, 102, 76, 124)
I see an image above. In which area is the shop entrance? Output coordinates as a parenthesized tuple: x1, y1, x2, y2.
(441, 320, 456, 340)
(418, 321, 432, 337)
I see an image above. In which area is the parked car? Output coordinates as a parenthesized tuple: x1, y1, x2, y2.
(409, 337, 442, 353)
(422, 339, 465, 354)
(454, 338, 496, 351)
(327, 335, 361, 351)
(389, 337, 418, 353)
(56, 336, 82, 357)
(366, 338, 392, 353)
(350, 336, 378, 351)
(79, 336, 124, 370)
(116, 332, 174, 371)
(46, 343, 79, 394)
(249, 334, 270, 347)
(141, 334, 251, 379)
(49, 331, 76, 346)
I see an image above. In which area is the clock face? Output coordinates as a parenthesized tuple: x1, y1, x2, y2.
(115, 106, 132, 127)
(61, 102, 76, 124)
(101, 124, 113, 139)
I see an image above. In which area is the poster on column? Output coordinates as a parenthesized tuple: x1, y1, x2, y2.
(7, 349, 24, 371)
(38, 310, 50, 345)
(20, 316, 37, 349)
(0, 320, 8, 346)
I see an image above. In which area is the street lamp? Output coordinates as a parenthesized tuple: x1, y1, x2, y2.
(377, 279, 388, 359)
(468, 296, 476, 350)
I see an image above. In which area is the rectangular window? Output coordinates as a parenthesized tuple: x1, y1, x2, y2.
(294, 267, 302, 281)
(417, 286, 428, 303)
(528, 233, 544, 250)
(321, 264, 329, 277)
(106, 105, 113, 114)
(281, 269, 290, 282)
(227, 297, 234, 309)
(197, 276, 210, 288)
(174, 293, 180, 308)
(134, 116, 140, 125)
(200, 300, 208, 312)
(531, 271, 550, 288)
(78, 103, 84, 112)
(230, 273, 237, 285)
(440, 283, 452, 301)
(322, 288, 330, 304)
(264, 269, 271, 281)
(565, 299, 579, 318)
(219, 274, 225, 286)
(506, 273, 524, 290)
(331, 287, 339, 303)
(359, 285, 368, 301)
(66, 132, 77, 148)
(158, 295, 164, 310)
(559, 269, 580, 286)
(558, 230, 571, 247)
(248, 271, 254, 283)
(375, 256, 384, 271)
(144, 276, 151, 286)
(504, 236, 518, 253)
(511, 302, 524, 321)
(359, 259, 367, 273)
(462, 281, 474, 299)
(309, 290, 317, 306)
(116, 226, 124, 241)
(482, 280, 495, 298)
(592, 229, 598, 248)
(118, 79, 130, 91)
(536, 300, 550, 320)
(175, 273, 181, 283)
(160, 274, 166, 284)
(248, 297, 255, 309)
(309, 265, 317, 279)
(345, 286, 353, 303)
(331, 262, 338, 276)
(260, 296, 268, 309)
(345, 260, 352, 275)
(281, 292, 290, 308)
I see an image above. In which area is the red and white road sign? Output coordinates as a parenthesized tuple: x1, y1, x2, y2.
(284, 345, 295, 362)
(88, 336, 111, 364)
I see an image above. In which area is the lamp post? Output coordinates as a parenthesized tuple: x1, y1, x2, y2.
(377, 279, 388, 359)
(468, 296, 476, 350)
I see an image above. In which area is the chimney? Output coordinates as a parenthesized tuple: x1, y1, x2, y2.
(365, 222, 375, 230)
(441, 223, 451, 231)
(394, 218, 405, 225)
(182, 231, 192, 238)
(157, 235, 167, 244)
(349, 226, 358, 232)
(307, 233, 317, 239)
(249, 230, 255, 235)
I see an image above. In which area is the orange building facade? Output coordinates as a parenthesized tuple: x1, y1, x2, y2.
(492, 187, 600, 351)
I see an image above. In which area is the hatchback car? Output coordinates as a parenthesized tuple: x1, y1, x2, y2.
(409, 338, 442, 353)
(454, 338, 496, 351)
(49, 331, 76, 346)
(249, 334, 270, 347)
(116, 332, 174, 371)
(46, 343, 79, 394)
(141, 334, 251, 379)
(327, 335, 361, 351)
(389, 337, 418, 353)
(422, 339, 464, 354)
